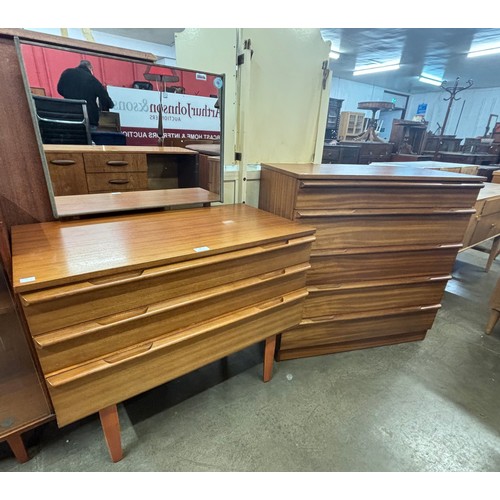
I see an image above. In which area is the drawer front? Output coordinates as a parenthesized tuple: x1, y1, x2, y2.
(295, 182, 481, 210)
(304, 278, 448, 318)
(279, 307, 439, 352)
(46, 153, 88, 196)
(45, 290, 306, 426)
(322, 148, 340, 163)
(297, 212, 473, 250)
(34, 266, 308, 374)
(20, 236, 313, 335)
(481, 197, 500, 217)
(307, 247, 459, 284)
(83, 153, 147, 173)
(468, 212, 500, 245)
(86, 172, 148, 192)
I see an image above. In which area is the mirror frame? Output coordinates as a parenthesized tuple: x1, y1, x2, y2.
(15, 33, 225, 219)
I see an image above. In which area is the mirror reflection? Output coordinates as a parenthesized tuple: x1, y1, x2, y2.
(20, 42, 224, 216)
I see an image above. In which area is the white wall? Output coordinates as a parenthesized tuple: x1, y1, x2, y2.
(407, 87, 500, 139)
(329, 77, 387, 119)
(28, 28, 176, 65)
(330, 74, 500, 140)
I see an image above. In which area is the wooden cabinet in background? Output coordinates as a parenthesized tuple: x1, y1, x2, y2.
(338, 111, 366, 140)
(258, 163, 483, 361)
(423, 135, 462, 154)
(322, 144, 360, 164)
(324, 98, 343, 142)
(340, 141, 394, 164)
(389, 119, 428, 154)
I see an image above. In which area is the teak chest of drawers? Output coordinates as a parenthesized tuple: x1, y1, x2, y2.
(11, 204, 315, 461)
(258, 163, 484, 361)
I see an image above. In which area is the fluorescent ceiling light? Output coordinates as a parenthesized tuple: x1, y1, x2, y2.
(418, 75, 442, 86)
(467, 46, 500, 58)
(329, 50, 340, 60)
(353, 63, 400, 76)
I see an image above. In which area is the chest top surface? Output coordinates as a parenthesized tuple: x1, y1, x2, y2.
(261, 163, 486, 183)
(11, 204, 315, 292)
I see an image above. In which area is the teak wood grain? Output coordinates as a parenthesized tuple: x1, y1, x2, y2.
(48, 290, 307, 426)
(54, 188, 221, 217)
(20, 237, 313, 335)
(46, 153, 89, 196)
(12, 204, 315, 291)
(33, 266, 308, 374)
(306, 245, 460, 284)
(0, 37, 54, 237)
(12, 204, 315, 437)
(258, 163, 484, 359)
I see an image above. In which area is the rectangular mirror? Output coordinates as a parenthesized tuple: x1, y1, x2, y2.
(18, 41, 224, 218)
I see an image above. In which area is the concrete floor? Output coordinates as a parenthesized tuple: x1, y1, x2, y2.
(1, 247, 499, 473)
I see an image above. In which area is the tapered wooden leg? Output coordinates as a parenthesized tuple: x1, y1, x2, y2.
(99, 405, 123, 463)
(263, 335, 277, 382)
(485, 309, 500, 334)
(6, 433, 29, 463)
(486, 236, 500, 272)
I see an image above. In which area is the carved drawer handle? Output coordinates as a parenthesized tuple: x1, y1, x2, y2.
(106, 160, 129, 166)
(103, 343, 153, 364)
(50, 159, 76, 165)
(259, 269, 286, 280)
(96, 306, 149, 326)
(108, 179, 130, 185)
(88, 270, 144, 285)
(257, 297, 285, 310)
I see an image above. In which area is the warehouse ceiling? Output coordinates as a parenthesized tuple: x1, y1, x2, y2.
(321, 28, 500, 94)
(93, 28, 500, 95)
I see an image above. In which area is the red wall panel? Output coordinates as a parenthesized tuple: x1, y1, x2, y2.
(20, 44, 217, 98)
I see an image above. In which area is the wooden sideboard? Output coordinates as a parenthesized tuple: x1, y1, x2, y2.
(258, 163, 484, 361)
(461, 182, 500, 271)
(43, 145, 199, 196)
(322, 144, 361, 164)
(11, 204, 315, 461)
(341, 141, 394, 164)
(433, 151, 499, 165)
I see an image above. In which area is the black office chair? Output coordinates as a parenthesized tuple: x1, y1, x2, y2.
(32, 95, 92, 145)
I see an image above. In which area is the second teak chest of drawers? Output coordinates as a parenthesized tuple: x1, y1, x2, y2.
(258, 163, 484, 361)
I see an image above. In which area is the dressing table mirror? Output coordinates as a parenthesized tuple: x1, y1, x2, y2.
(18, 39, 225, 218)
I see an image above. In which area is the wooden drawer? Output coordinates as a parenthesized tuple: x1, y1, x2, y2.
(304, 276, 449, 318)
(358, 144, 393, 164)
(295, 181, 482, 210)
(86, 172, 148, 192)
(279, 305, 440, 354)
(20, 235, 314, 335)
(46, 153, 88, 196)
(480, 197, 500, 217)
(468, 212, 500, 246)
(307, 245, 460, 284)
(33, 264, 309, 374)
(322, 147, 340, 163)
(44, 289, 307, 426)
(295, 210, 474, 250)
(83, 153, 147, 173)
